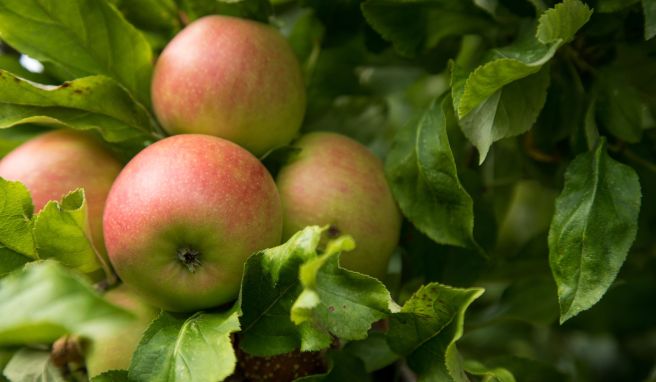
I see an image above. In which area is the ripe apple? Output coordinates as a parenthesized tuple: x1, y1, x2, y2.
(151, 15, 306, 157)
(276, 132, 402, 279)
(85, 285, 158, 378)
(103, 134, 283, 312)
(0, 129, 123, 256)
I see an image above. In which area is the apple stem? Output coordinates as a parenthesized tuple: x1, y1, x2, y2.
(87, 235, 117, 286)
(177, 247, 201, 273)
(327, 225, 341, 238)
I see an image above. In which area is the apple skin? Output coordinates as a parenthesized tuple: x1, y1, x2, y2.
(103, 134, 283, 312)
(85, 285, 158, 378)
(0, 129, 122, 256)
(151, 15, 306, 157)
(276, 132, 402, 279)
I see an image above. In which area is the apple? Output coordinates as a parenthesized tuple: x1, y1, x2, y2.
(0, 129, 123, 256)
(103, 134, 282, 312)
(276, 132, 402, 279)
(151, 15, 306, 157)
(85, 285, 158, 378)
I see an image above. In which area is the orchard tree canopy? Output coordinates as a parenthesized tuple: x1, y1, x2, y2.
(0, 0, 655, 381)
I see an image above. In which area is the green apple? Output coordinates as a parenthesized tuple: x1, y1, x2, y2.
(151, 15, 306, 157)
(0, 129, 123, 256)
(103, 134, 282, 312)
(85, 285, 158, 378)
(276, 132, 402, 279)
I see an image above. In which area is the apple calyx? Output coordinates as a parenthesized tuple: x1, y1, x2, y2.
(177, 246, 201, 273)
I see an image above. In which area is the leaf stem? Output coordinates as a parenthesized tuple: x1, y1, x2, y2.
(455, 35, 484, 70)
(583, 97, 600, 151)
(622, 148, 656, 173)
(147, 113, 168, 141)
(565, 58, 586, 95)
(564, 46, 598, 76)
(529, 0, 547, 13)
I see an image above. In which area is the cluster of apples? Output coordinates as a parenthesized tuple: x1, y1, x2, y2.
(0, 15, 401, 379)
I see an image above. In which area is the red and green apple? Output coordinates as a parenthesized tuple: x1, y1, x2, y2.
(0, 129, 123, 256)
(151, 15, 306, 157)
(103, 134, 283, 312)
(276, 132, 402, 279)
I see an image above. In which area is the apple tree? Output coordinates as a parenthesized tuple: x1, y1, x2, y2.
(0, 0, 655, 381)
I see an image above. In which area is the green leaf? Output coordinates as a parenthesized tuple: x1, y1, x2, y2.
(532, 58, 585, 147)
(296, 351, 372, 382)
(0, 178, 35, 258)
(238, 226, 324, 356)
(0, 349, 13, 381)
(385, 95, 477, 248)
(464, 360, 516, 382)
(303, 35, 368, 120)
(0, 125, 49, 158)
(304, 96, 391, 153)
(489, 277, 559, 326)
(0, 261, 133, 345)
(387, 283, 484, 382)
(644, 0, 656, 39)
(291, 235, 392, 351)
(549, 139, 641, 323)
(475, 356, 567, 382)
(361, 0, 494, 57)
(113, 0, 181, 34)
(596, 0, 640, 13)
(0, 0, 153, 105)
(449, 0, 591, 163)
(2, 348, 65, 382)
(240, 226, 390, 356)
(0, 247, 30, 278)
(129, 309, 240, 382)
(281, 8, 325, 82)
(0, 55, 55, 84)
(32, 189, 101, 274)
(178, 0, 273, 22)
(597, 70, 650, 143)
(453, 36, 557, 120)
(91, 370, 129, 382)
(535, 0, 593, 44)
(496, 181, 558, 257)
(260, 146, 302, 177)
(473, 0, 499, 16)
(450, 61, 469, 116)
(456, 63, 551, 164)
(343, 332, 399, 372)
(0, 70, 156, 144)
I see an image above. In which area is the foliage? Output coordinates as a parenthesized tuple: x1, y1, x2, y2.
(0, 0, 655, 381)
